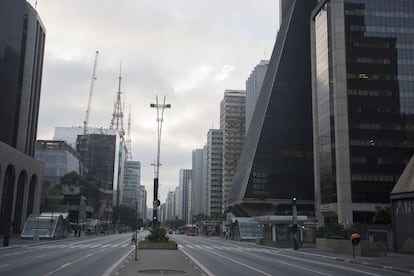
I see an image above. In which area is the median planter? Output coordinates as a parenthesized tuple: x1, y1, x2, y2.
(138, 240, 177, 250)
(138, 226, 177, 250)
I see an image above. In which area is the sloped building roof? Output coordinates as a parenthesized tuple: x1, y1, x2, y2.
(227, 0, 316, 216)
(391, 154, 414, 195)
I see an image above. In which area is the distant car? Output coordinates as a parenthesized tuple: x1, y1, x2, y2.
(176, 229, 185, 234)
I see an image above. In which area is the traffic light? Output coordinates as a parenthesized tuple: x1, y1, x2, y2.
(153, 214, 157, 221)
(292, 197, 297, 204)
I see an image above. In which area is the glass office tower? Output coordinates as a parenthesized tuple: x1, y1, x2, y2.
(312, 0, 414, 225)
(228, 0, 317, 217)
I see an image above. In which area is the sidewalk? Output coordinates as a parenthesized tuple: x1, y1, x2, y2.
(0, 233, 87, 250)
(114, 249, 205, 276)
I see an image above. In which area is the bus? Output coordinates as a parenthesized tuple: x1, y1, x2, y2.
(185, 226, 198, 236)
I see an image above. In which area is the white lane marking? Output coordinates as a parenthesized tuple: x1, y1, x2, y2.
(186, 245, 194, 248)
(274, 253, 381, 276)
(68, 245, 82, 248)
(233, 248, 372, 276)
(207, 250, 272, 276)
(101, 244, 112, 248)
(101, 247, 134, 276)
(0, 264, 10, 268)
(42, 250, 101, 276)
(61, 262, 72, 268)
(89, 244, 102, 248)
(36, 254, 47, 258)
(179, 248, 215, 276)
(121, 243, 128, 247)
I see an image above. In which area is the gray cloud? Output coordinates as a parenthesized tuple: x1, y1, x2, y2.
(32, 0, 279, 205)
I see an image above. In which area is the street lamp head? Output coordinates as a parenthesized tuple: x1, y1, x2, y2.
(166, 104, 171, 108)
(150, 103, 156, 107)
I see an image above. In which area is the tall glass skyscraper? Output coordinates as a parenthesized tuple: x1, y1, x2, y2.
(0, 1, 46, 234)
(311, 0, 414, 225)
(228, 0, 316, 217)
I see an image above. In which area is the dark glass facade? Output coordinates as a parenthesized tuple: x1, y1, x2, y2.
(0, 0, 25, 147)
(77, 134, 116, 190)
(228, 0, 316, 216)
(313, 0, 414, 224)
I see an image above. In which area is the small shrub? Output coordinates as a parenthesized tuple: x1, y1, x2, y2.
(316, 223, 350, 239)
(146, 226, 169, 243)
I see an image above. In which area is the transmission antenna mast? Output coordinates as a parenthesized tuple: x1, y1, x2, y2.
(83, 51, 99, 135)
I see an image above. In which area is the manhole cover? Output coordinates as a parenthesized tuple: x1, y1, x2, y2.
(138, 269, 186, 274)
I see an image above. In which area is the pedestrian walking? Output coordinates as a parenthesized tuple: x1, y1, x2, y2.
(131, 231, 137, 244)
(3, 221, 12, 247)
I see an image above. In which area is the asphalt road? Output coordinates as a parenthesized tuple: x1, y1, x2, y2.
(171, 235, 408, 276)
(0, 232, 143, 276)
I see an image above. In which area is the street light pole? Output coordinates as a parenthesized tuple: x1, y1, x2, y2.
(150, 95, 171, 227)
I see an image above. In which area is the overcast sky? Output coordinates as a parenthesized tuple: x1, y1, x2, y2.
(30, 0, 279, 206)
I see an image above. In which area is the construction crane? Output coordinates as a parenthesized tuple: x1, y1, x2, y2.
(126, 105, 132, 160)
(83, 51, 99, 135)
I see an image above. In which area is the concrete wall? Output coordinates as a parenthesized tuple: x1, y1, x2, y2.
(316, 238, 386, 257)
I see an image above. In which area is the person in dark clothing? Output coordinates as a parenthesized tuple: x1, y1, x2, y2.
(3, 221, 12, 247)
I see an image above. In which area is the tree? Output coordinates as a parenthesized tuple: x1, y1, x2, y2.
(112, 205, 138, 230)
(60, 171, 87, 195)
(60, 171, 102, 214)
(372, 206, 391, 225)
(41, 196, 64, 213)
(40, 180, 63, 212)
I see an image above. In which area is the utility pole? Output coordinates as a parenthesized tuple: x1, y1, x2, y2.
(135, 200, 138, 261)
(150, 95, 171, 227)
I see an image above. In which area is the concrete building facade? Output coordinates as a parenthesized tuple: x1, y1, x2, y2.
(207, 129, 223, 217)
(179, 169, 192, 224)
(121, 161, 140, 209)
(220, 90, 246, 210)
(246, 60, 269, 132)
(191, 148, 208, 216)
